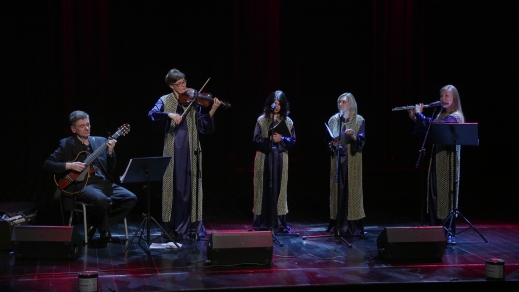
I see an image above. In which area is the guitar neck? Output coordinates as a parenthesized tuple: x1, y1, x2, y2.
(83, 143, 108, 166)
(82, 130, 124, 165)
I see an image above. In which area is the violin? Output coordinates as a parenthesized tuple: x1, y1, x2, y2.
(178, 88, 231, 109)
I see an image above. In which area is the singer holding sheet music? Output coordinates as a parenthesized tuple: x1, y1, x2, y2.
(408, 84, 465, 242)
(327, 92, 366, 236)
(252, 90, 296, 233)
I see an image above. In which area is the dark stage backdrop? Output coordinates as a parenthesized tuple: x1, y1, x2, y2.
(2, 0, 518, 224)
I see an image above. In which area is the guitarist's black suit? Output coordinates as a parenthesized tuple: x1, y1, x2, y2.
(44, 135, 116, 181)
(44, 135, 137, 240)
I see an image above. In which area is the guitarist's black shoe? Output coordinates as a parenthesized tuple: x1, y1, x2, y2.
(99, 229, 112, 241)
(100, 229, 124, 243)
(87, 225, 98, 241)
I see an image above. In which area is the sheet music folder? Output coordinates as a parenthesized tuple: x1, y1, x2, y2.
(268, 120, 291, 137)
(120, 156, 171, 183)
(324, 122, 339, 140)
(430, 123, 479, 146)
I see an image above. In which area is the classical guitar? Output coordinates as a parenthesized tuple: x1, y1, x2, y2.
(55, 123, 130, 194)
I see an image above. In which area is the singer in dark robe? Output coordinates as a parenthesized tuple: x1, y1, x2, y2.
(409, 84, 465, 243)
(252, 90, 296, 233)
(148, 68, 221, 240)
(327, 92, 366, 236)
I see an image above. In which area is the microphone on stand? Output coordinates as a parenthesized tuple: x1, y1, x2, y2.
(271, 103, 276, 109)
(339, 111, 344, 117)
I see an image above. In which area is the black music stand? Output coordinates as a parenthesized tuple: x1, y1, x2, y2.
(121, 157, 180, 254)
(430, 123, 487, 243)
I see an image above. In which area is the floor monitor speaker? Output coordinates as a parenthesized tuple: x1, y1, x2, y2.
(11, 225, 82, 259)
(377, 226, 447, 260)
(208, 230, 273, 266)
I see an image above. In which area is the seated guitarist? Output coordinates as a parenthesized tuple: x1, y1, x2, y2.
(43, 110, 137, 242)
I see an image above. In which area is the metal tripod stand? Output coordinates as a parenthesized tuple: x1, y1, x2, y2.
(302, 114, 353, 248)
(119, 157, 179, 254)
(430, 123, 487, 243)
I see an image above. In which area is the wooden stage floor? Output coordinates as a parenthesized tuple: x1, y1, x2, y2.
(1, 211, 518, 291)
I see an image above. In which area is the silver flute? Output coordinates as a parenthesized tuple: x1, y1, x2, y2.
(392, 101, 443, 111)
(392, 105, 420, 111)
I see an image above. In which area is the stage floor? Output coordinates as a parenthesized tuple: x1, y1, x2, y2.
(1, 172, 519, 292)
(1, 212, 518, 291)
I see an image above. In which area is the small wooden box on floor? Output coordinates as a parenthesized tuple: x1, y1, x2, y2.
(207, 230, 273, 266)
(377, 226, 447, 260)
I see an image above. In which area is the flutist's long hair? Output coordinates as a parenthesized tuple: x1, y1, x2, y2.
(439, 85, 465, 122)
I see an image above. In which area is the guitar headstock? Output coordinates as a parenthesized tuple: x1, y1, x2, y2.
(110, 124, 131, 139)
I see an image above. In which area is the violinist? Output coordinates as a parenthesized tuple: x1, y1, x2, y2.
(148, 68, 221, 240)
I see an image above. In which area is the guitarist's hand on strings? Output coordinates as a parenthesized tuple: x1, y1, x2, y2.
(107, 139, 117, 156)
(66, 161, 86, 172)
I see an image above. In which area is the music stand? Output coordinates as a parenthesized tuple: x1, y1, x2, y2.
(302, 118, 352, 248)
(121, 157, 179, 254)
(430, 123, 487, 243)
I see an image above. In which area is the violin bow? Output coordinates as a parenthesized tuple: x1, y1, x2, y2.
(181, 77, 211, 118)
(198, 77, 211, 92)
